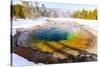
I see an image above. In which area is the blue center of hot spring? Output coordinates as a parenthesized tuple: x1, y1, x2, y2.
(33, 28, 69, 41)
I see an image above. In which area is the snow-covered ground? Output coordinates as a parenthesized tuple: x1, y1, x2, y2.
(12, 18, 97, 36)
(12, 18, 48, 36)
(12, 18, 98, 66)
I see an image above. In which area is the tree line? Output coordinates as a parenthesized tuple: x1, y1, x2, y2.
(11, 4, 25, 18)
(11, 4, 97, 20)
(11, 4, 48, 19)
(72, 9, 97, 20)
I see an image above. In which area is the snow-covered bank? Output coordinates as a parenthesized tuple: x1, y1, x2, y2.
(47, 18, 97, 30)
(12, 18, 48, 28)
(12, 18, 97, 36)
(12, 18, 97, 28)
(12, 18, 48, 36)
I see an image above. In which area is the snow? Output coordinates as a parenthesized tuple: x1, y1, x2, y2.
(12, 18, 47, 28)
(12, 18, 97, 36)
(12, 18, 97, 66)
(12, 18, 48, 36)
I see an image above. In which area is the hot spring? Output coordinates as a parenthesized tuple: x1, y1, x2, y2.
(17, 22, 82, 47)
(30, 27, 79, 41)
